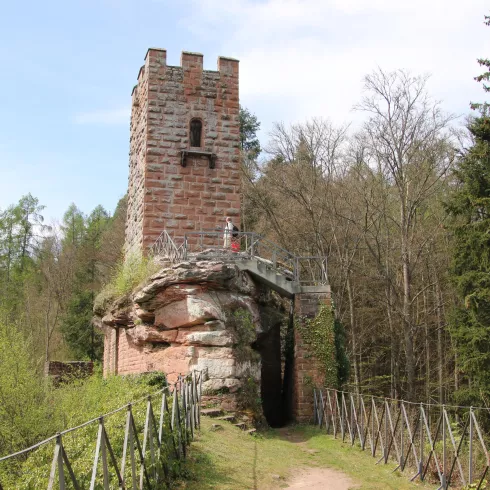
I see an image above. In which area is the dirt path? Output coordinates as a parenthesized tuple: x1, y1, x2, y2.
(276, 428, 359, 489)
(286, 467, 359, 489)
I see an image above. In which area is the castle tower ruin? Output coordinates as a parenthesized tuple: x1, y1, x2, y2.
(125, 49, 241, 256)
(100, 48, 332, 424)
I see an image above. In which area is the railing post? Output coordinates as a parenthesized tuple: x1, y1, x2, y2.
(384, 399, 388, 463)
(341, 392, 345, 441)
(400, 402, 404, 470)
(371, 397, 375, 457)
(313, 389, 318, 425)
(419, 403, 424, 480)
(360, 394, 365, 450)
(469, 406, 474, 484)
(442, 405, 446, 489)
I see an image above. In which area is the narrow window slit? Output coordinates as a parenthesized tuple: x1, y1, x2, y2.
(190, 119, 202, 147)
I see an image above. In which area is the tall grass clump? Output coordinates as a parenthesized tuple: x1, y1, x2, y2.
(94, 253, 161, 313)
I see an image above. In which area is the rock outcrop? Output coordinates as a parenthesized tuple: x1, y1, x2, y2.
(95, 257, 280, 402)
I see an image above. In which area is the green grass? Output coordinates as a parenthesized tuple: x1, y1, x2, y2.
(179, 417, 432, 489)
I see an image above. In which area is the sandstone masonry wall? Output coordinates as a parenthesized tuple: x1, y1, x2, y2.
(125, 49, 241, 255)
(126, 55, 150, 257)
(293, 292, 331, 422)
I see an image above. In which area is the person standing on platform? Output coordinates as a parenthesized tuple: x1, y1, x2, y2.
(224, 217, 234, 248)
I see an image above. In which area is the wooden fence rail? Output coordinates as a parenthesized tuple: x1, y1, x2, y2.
(314, 388, 490, 489)
(0, 371, 202, 490)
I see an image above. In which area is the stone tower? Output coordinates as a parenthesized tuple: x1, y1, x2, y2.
(125, 49, 241, 256)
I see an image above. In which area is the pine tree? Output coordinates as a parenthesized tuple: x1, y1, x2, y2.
(60, 205, 111, 360)
(447, 15, 490, 405)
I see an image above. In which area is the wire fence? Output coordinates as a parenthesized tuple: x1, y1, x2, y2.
(313, 387, 490, 489)
(0, 371, 203, 490)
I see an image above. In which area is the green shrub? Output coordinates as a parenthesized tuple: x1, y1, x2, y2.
(0, 317, 56, 458)
(1, 368, 170, 489)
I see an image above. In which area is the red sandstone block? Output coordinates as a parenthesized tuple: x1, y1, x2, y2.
(192, 167, 205, 176)
(172, 198, 188, 205)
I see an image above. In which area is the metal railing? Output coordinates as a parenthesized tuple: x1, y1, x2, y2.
(150, 230, 186, 262)
(0, 371, 202, 490)
(152, 230, 329, 287)
(313, 387, 490, 489)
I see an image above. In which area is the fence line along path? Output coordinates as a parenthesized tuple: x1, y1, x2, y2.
(314, 387, 490, 490)
(0, 370, 203, 490)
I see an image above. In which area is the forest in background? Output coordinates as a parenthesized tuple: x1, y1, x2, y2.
(241, 18, 490, 408)
(0, 195, 127, 363)
(1, 17, 490, 461)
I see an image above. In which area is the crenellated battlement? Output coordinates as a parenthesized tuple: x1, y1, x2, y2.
(131, 49, 239, 106)
(137, 49, 239, 85)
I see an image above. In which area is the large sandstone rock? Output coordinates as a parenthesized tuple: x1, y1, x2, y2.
(96, 258, 275, 395)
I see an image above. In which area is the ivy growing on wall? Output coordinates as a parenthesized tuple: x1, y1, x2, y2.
(296, 304, 349, 389)
(226, 308, 265, 425)
(227, 308, 259, 364)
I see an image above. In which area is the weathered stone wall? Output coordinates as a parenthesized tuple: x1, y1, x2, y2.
(96, 258, 263, 396)
(97, 256, 331, 422)
(125, 49, 241, 255)
(293, 292, 331, 422)
(126, 55, 150, 257)
(44, 361, 94, 384)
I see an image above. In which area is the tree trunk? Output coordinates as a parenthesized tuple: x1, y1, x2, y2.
(346, 275, 360, 394)
(401, 203, 415, 400)
(436, 277, 444, 404)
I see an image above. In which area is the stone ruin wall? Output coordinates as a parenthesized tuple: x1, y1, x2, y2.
(103, 47, 333, 423)
(97, 259, 265, 402)
(125, 49, 241, 257)
(97, 257, 332, 422)
(125, 53, 149, 258)
(293, 292, 332, 421)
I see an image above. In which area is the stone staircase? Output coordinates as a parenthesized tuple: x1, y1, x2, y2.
(201, 408, 257, 435)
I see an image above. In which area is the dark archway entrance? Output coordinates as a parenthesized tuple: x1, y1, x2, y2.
(254, 301, 295, 427)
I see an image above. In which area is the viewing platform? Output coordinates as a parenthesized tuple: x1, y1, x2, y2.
(150, 230, 330, 299)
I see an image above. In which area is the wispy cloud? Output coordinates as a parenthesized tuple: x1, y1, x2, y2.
(179, 0, 486, 128)
(73, 107, 130, 125)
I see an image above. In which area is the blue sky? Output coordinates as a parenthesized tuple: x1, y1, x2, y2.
(0, 0, 488, 223)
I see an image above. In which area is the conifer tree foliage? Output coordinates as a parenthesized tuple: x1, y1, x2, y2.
(0, 194, 127, 363)
(60, 198, 127, 360)
(239, 105, 261, 160)
(447, 16, 490, 405)
(239, 106, 262, 232)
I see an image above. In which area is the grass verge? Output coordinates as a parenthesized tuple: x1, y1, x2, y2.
(179, 417, 432, 489)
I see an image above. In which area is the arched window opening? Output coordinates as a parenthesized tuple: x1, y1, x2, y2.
(190, 119, 202, 147)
